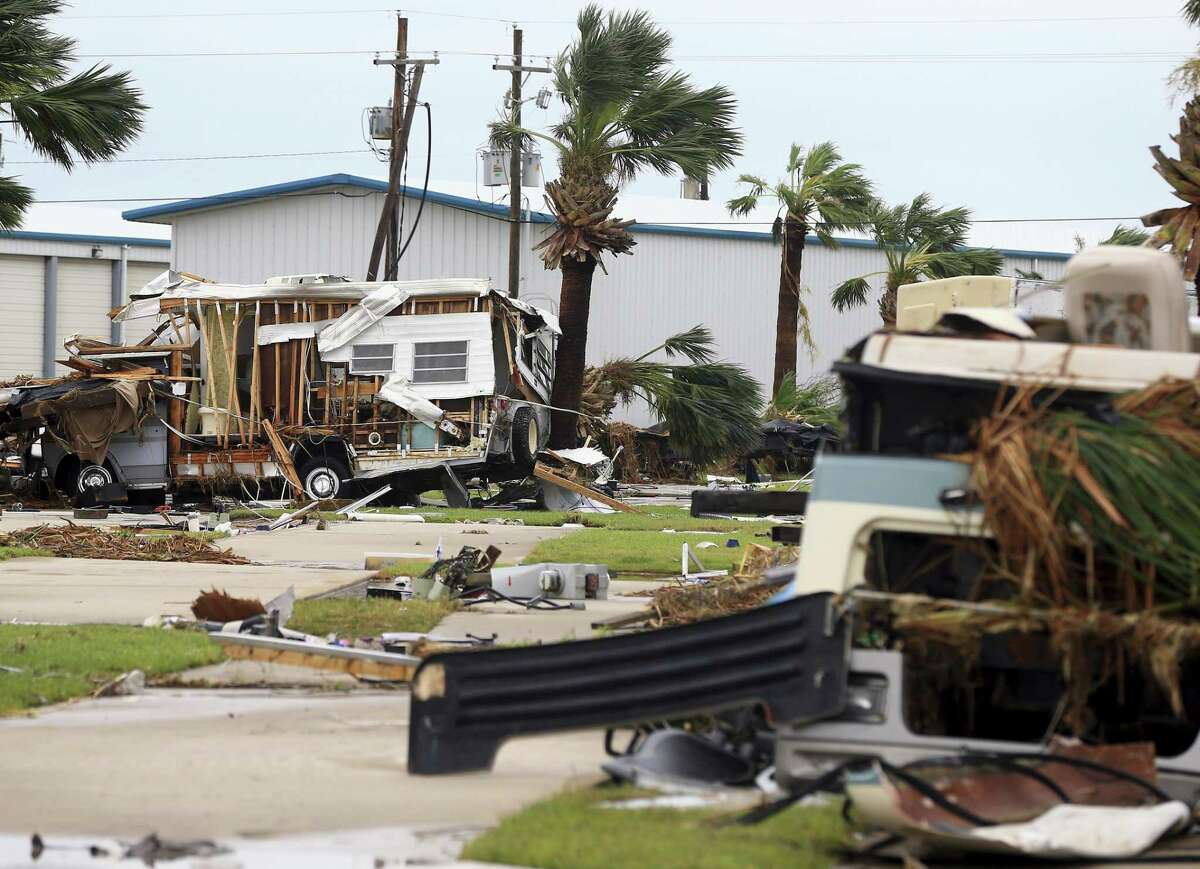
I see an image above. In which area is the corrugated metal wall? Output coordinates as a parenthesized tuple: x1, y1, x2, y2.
(0, 255, 44, 380)
(166, 189, 1070, 420)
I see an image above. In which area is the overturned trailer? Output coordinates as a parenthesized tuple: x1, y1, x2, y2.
(0, 273, 559, 504)
(405, 246, 1200, 802)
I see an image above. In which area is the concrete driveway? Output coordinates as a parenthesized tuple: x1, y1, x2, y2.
(0, 688, 608, 839)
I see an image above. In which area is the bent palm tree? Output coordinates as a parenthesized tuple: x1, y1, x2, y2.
(0, 0, 145, 230)
(1141, 97, 1200, 289)
(491, 5, 742, 447)
(831, 194, 1003, 326)
(726, 142, 872, 395)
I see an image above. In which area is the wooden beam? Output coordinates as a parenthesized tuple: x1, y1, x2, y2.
(167, 349, 183, 460)
(533, 462, 637, 513)
(262, 418, 303, 498)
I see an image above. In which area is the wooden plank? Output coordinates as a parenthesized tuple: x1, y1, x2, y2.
(213, 637, 417, 682)
(167, 349, 183, 460)
(250, 301, 262, 441)
(56, 356, 105, 373)
(273, 302, 282, 425)
(230, 302, 246, 445)
(262, 418, 303, 497)
(533, 463, 637, 513)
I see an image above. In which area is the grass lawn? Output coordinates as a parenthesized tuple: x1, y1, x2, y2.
(462, 785, 846, 869)
(0, 625, 223, 715)
(288, 598, 455, 638)
(414, 505, 769, 534)
(523, 527, 771, 575)
(0, 544, 48, 561)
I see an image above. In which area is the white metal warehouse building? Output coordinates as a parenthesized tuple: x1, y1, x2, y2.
(0, 210, 171, 380)
(123, 173, 1072, 400)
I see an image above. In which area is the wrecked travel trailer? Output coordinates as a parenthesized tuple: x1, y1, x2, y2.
(406, 245, 1200, 849)
(0, 273, 559, 504)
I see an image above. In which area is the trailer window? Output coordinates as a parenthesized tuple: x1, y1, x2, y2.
(413, 340, 468, 383)
(351, 343, 395, 374)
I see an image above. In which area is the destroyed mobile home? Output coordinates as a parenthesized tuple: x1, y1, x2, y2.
(0, 273, 560, 505)
(402, 246, 1200, 859)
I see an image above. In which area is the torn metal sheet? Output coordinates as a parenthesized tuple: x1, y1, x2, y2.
(377, 374, 460, 436)
(317, 283, 411, 354)
(256, 319, 334, 345)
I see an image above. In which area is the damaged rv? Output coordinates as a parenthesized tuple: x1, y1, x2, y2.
(0, 273, 558, 504)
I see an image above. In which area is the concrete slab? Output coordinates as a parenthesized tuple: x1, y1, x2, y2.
(222, 521, 571, 567)
(0, 558, 370, 624)
(0, 689, 609, 839)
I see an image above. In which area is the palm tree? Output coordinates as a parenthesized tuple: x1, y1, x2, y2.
(726, 143, 873, 395)
(491, 5, 742, 447)
(0, 0, 146, 230)
(831, 194, 1003, 325)
(1142, 97, 1200, 288)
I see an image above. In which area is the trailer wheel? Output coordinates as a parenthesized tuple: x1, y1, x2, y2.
(511, 406, 539, 469)
(299, 458, 349, 501)
(77, 463, 114, 494)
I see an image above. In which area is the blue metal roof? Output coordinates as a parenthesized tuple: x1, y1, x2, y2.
(0, 229, 170, 248)
(121, 173, 1071, 262)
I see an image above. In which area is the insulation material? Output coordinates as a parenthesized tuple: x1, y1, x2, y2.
(320, 313, 495, 400)
(317, 284, 411, 354)
(377, 374, 444, 428)
(202, 305, 239, 436)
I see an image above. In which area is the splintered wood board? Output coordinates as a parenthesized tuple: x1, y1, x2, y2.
(212, 634, 418, 682)
(533, 462, 637, 513)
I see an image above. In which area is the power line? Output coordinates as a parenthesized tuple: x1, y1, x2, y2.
(74, 47, 1192, 64)
(58, 7, 1184, 26)
(7, 148, 372, 165)
(27, 191, 1144, 224)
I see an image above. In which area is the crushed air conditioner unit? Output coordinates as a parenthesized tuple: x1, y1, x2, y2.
(490, 563, 610, 601)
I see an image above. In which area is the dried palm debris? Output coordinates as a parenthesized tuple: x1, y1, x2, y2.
(191, 589, 266, 622)
(854, 590, 1200, 734)
(971, 379, 1200, 610)
(0, 524, 248, 564)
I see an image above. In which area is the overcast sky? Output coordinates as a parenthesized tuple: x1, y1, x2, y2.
(6, 0, 1198, 250)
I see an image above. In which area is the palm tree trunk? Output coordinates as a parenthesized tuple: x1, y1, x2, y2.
(549, 256, 598, 448)
(879, 275, 901, 327)
(772, 217, 806, 396)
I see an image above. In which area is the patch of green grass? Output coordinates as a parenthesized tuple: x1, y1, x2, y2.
(0, 545, 49, 561)
(373, 558, 434, 579)
(462, 785, 846, 869)
(413, 505, 768, 534)
(0, 625, 223, 715)
(288, 598, 456, 638)
(524, 528, 770, 575)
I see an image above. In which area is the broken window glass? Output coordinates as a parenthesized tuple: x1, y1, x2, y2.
(413, 340, 468, 383)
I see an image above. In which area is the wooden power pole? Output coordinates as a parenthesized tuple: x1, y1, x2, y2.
(366, 17, 438, 281)
(493, 30, 548, 298)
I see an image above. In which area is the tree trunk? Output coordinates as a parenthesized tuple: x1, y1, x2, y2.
(772, 217, 806, 397)
(879, 275, 901, 327)
(548, 256, 598, 448)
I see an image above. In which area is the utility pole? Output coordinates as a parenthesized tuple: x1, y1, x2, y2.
(366, 18, 439, 281)
(493, 30, 549, 298)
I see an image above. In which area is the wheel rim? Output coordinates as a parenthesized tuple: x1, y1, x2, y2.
(527, 418, 539, 455)
(306, 467, 339, 500)
(78, 464, 113, 493)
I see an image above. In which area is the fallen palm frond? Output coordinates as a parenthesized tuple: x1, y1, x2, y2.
(0, 524, 248, 564)
(971, 379, 1200, 610)
(856, 591, 1200, 733)
(765, 372, 841, 428)
(581, 326, 763, 467)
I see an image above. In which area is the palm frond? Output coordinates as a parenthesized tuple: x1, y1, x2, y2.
(832, 276, 873, 311)
(654, 324, 716, 364)
(0, 175, 35, 231)
(1185, 0, 1200, 26)
(8, 65, 145, 168)
(0, 0, 71, 91)
(767, 373, 841, 427)
(1015, 268, 1046, 281)
(1101, 224, 1152, 246)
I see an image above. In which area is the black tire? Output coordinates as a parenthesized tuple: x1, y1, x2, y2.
(298, 458, 349, 501)
(510, 406, 539, 469)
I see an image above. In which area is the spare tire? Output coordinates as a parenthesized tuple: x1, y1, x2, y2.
(511, 406, 539, 469)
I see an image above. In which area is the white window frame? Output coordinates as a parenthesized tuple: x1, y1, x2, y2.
(350, 342, 395, 375)
(412, 339, 469, 384)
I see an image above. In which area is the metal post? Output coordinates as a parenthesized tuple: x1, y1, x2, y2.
(42, 255, 57, 377)
(111, 245, 128, 344)
(507, 27, 523, 298)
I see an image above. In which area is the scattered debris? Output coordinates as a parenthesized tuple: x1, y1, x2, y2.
(93, 669, 145, 698)
(211, 633, 419, 682)
(689, 487, 808, 518)
(0, 524, 248, 564)
(335, 483, 392, 516)
(31, 832, 230, 865)
(190, 589, 266, 623)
